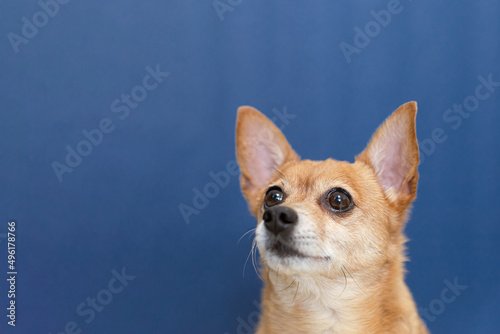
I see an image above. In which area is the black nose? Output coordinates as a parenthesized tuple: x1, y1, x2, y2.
(263, 206, 298, 236)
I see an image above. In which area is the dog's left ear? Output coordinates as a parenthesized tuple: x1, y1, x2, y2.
(356, 101, 419, 205)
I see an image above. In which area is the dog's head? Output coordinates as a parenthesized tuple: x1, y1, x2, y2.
(235, 103, 419, 277)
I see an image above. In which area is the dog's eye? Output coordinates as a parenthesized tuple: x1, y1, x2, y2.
(328, 188, 352, 212)
(265, 187, 285, 207)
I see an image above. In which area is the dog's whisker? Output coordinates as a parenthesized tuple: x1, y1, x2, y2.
(333, 267, 348, 301)
(286, 280, 300, 312)
(343, 265, 366, 295)
(251, 241, 263, 281)
(237, 227, 256, 245)
(243, 238, 256, 278)
(276, 277, 296, 293)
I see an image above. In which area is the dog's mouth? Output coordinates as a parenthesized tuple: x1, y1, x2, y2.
(271, 240, 304, 257)
(268, 240, 330, 261)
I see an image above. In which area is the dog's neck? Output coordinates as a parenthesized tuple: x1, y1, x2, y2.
(258, 259, 423, 334)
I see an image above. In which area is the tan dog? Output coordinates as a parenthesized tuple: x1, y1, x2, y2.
(235, 102, 429, 334)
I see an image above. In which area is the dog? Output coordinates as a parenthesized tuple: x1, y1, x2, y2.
(235, 102, 429, 333)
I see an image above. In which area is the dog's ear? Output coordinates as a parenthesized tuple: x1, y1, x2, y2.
(356, 102, 420, 206)
(236, 106, 299, 213)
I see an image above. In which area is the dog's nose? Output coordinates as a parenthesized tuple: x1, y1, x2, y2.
(263, 206, 298, 236)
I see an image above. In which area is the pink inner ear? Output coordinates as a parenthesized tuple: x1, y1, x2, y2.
(369, 118, 414, 193)
(243, 122, 285, 189)
(248, 141, 283, 187)
(376, 139, 405, 191)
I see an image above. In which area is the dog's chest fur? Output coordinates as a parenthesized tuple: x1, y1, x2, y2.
(258, 272, 383, 333)
(257, 270, 426, 334)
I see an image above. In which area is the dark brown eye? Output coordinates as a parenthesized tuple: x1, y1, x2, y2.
(265, 187, 285, 207)
(328, 188, 352, 212)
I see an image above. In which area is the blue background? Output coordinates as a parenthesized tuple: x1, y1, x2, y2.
(1, 0, 499, 333)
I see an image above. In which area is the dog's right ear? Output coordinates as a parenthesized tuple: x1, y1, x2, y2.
(236, 106, 299, 214)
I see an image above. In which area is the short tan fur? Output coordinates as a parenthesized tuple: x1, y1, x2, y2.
(235, 102, 429, 334)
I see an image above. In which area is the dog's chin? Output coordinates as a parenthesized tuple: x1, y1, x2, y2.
(260, 241, 331, 274)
